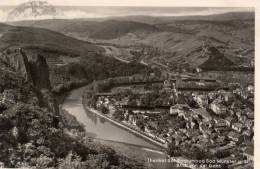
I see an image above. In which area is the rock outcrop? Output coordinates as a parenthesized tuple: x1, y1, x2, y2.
(1, 48, 32, 82)
(1, 48, 51, 90)
(27, 53, 51, 90)
(0, 48, 57, 114)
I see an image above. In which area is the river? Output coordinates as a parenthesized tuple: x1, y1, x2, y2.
(62, 87, 185, 169)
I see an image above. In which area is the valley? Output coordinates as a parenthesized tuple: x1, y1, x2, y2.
(0, 7, 255, 169)
(9, 12, 254, 72)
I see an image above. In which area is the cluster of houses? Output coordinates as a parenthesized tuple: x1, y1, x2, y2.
(168, 86, 254, 167)
(93, 78, 254, 168)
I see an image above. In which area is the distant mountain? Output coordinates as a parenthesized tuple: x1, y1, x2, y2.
(10, 19, 159, 40)
(9, 11, 254, 70)
(107, 12, 254, 24)
(9, 11, 254, 25)
(87, 20, 158, 39)
(0, 23, 103, 55)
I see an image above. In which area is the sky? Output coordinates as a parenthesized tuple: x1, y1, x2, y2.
(0, 0, 254, 22)
(0, 0, 256, 7)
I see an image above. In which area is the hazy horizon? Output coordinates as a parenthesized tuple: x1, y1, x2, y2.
(0, 4, 254, 22)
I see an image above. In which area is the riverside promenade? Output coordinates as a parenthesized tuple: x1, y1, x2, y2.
(82, 105, 168, 150)
(83, 106, 198, 169)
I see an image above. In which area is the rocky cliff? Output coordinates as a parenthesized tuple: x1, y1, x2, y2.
(0, 48, 57, 113)
(0, 47, 146, 169)
(1, 48, 51, 89)
(1, 48, 32, 82)
(27, 53, 51, 90)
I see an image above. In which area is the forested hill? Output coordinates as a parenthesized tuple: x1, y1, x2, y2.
(0, 48, 148, 168)
(0, 23, 103, 55)
(10, 12, 254, 70)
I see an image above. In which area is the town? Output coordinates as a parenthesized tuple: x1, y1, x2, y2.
(83, 73, 254, 169)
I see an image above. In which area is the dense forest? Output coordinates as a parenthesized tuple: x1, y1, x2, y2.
(51, 53, 153, 94)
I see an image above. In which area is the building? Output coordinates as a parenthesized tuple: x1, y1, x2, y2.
(194, 108, 212, 122)
(247, 85, 254, 94)
(163, 79, 175, 90)
(247, 111, 254, 120)
(169, 104, 186, 115)
(214, 119, 227, 127)
(209, 100, 227, 115)
(128, 115, 137, 126)
(228, 131, 243, 143)
(244, 120, 254, 130)
(223, 92, 234, 103)
(193, 94, 208, 107)
(178, 111, 190, 121)
(225, 116, 237, 127)
(196, 67, 202, 73)
(232, 123, 244, 133)
(242, 129, 253, 140)
(215, 136, 227, 144)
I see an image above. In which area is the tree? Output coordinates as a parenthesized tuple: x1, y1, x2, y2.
(113, 109, 124, 121)
(189, 147, 207, 160)
(124, 113, 129, 121)
(0, 103, 7, 113)
(100, 106, 109, 114)
(136, 116, 145, 131)
(58, 152, 86, 169)
(167, 142, 181, 157)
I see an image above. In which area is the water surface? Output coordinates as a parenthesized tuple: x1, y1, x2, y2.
(62, 87, 183, 169)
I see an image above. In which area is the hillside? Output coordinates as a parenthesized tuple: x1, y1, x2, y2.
(108, 11, 255, 24)
(0, 48, 148, 168)
(88, 20, 158, 39)
(9, 11, 254, 70)
(0, 23, 152, 97)
(0, 20, 154, 167)
(10, 20, 159, 40)
(0, 23, 103, 55)
(9, 11, 254, 26)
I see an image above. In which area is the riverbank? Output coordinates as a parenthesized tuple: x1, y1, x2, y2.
(80, 85, 201, 169)
(83, 105, 168, 150)
(62, 87, 197, 169)
(81, 106, 200, 169)
(62, 87, 180, 169)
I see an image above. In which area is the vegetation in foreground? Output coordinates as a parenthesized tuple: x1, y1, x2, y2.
(0, 52, 149, 169)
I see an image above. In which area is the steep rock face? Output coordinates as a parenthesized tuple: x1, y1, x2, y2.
(1, 48, 32, 82)
(0, 48, 57, 114)
(27, 53, 51, 90)
(1, 48, 51, 90)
